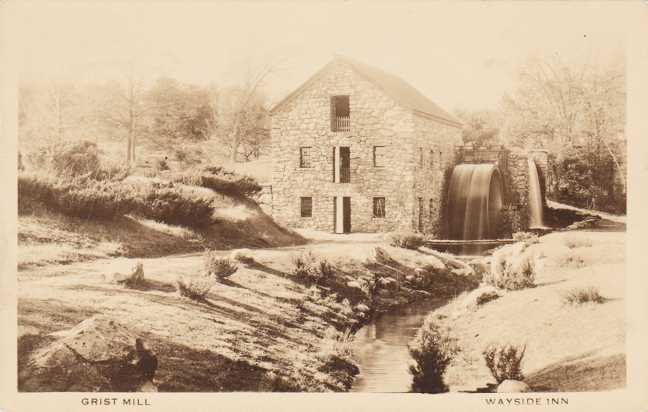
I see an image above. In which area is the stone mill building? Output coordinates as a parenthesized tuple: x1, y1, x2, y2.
(269, 56, 463, 234)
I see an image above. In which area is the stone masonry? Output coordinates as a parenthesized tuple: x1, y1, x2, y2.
(270, 57, 462, 234)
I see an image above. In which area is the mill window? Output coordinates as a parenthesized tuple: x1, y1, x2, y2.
(300, 197, 313, 217)
(330, 95, 350, 132)
(373, 146, 385, 167)
(299, 147, 312, 168)
(373, 197, 386, 218)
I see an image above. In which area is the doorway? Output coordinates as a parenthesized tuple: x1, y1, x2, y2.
(334, 196, 351, 233)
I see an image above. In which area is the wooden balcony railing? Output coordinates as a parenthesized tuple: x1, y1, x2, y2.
(333, 116, 350, 132)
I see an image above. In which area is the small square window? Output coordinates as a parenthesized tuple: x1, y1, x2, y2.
(300, 147, 312, 168)
(300, 197, 312, 217)
(373, 197, 386, 218)
(373, 146, 385, 167)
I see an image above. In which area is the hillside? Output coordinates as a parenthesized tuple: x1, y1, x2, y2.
(438, 229, 626, 392)
(18, 176, 304, 270)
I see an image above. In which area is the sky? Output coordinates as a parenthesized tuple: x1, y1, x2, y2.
(12, 1, 629, 112)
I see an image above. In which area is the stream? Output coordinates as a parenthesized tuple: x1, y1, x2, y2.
(350, 297, 447, 392)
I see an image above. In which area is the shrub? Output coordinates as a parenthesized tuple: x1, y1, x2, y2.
(408, 317, 460, 393)
(173, 166, 262, 198)
(177, 276, 213, 301)
(204, 252, 238, 280)
(389, 232, 425, 250)
(18, 173, 134, 219)
(562, 286, 605, 305)
(485, 254, 536, 290)
(132, 185, 214, 228)
(18, 172, 215, 228)
(50, 141, 101, 177)
(483, 343, 526, 383)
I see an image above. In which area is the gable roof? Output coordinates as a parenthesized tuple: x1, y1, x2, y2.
(270, 56, 463, 128)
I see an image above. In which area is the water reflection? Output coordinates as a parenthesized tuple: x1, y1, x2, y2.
(350, 298, 445, 392)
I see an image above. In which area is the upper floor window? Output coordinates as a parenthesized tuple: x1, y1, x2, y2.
(373, 146, 385, 167)
(418, 147, 424, 167)
(300, 146, 312, 168)
(300, 197, 313, 217)
(429, 149, 435, 168)
(331, 95, 350, 132)
(373, 197, 386, 218)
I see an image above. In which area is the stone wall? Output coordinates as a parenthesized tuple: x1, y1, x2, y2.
(270, 60, 418, 233)
(413, 115, 462, 235)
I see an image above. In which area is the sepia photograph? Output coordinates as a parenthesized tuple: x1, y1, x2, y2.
(1, 1, 647, 410)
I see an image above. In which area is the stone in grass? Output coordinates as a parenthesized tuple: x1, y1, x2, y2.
(110, 262, 145, 287)
(21, 315, 157, 392)
(497, 379, 531, 393)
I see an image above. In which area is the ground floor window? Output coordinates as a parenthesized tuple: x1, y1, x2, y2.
(300, 197, 312, 217)
(373, 197, 386, 218)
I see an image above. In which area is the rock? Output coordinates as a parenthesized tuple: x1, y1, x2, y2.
(355, 303, 370, 313)
(423, 255, 446, 271)
(21, 316, 157, 392)
(378, 276, 399, 291)
(497, 379, 531, 393)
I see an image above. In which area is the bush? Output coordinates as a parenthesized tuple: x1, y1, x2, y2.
(485, 252, 536, 290)
(19, 173, 135, 219)
(203, 252, 238, 280)
(177, 276, 214, 301)
(50, 141, 101, 177)
(131, 184, 214, 228)
(173, 166, 262, 198)
(408, 317, 460, 393)
(483, 343, 526, 383)
(19, 172, 215, 228)
(562, 286, 605, 305)
(389, 232, 424, 250)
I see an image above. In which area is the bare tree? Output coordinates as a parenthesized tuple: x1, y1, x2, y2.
(222, 60, 281, 162)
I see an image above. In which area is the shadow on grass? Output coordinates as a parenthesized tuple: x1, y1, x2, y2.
(526, 353, 626, 392)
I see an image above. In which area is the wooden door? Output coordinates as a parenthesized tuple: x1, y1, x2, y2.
(343, 197, 351, 233)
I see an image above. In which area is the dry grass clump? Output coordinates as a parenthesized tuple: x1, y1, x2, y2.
(117, 262, 146, 288)
(564, 235, 593, 249)
(176, 277, 214, 301)
(485, 256, 536, 290)
(483, 343, 526, 383)
(204, 252, 239, 280)
(290, 251, 335, 286)
(562, 286, 605, 305)
(389, 232, 424, 250)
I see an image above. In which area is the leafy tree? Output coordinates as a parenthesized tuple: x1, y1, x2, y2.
(455, 109, 501, 146)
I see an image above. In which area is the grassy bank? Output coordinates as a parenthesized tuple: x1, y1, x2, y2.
(430, 230, 626, 392)
(18, 241, 477, 392)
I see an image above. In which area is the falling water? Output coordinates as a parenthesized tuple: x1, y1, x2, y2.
(528, 158, 545, 229)
(447, 163, 504, 241)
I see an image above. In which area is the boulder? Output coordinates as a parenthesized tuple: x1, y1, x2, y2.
(497, 379, 531, 393)
(423, 254, 446, 271)
(20, 316, 157, 392)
